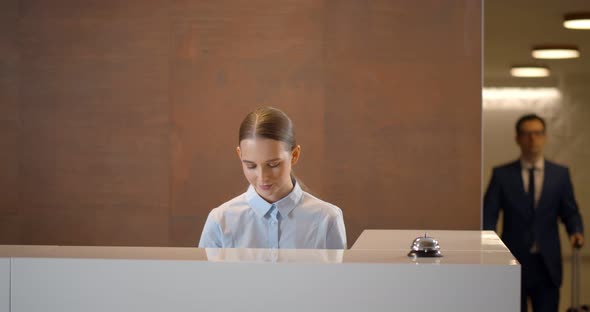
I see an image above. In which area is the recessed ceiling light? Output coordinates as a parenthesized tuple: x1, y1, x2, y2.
(510, 65, 550, 77)
(532, 45, 580, 59)
(564, 12, 590, 30)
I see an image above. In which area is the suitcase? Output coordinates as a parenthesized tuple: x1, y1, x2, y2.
(566, 242, 589, 312)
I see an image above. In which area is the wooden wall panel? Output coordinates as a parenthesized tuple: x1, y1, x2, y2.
(16, 0, 171, 246)
(323, 0, 482, 244)
(0, 0, 481, 247)
(0, 0, 21, 243)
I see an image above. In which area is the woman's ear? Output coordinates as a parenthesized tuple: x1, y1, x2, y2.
(236, 146, 242, 160)
(291, 145, 301, 165)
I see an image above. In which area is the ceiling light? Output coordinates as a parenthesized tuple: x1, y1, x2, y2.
(564, 12, 590, 29)
(532, 45, 580, 59)
(510, 65, 550, 78)
(482, 88, 561, 110)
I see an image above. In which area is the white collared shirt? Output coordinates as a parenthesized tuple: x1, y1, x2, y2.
(520, 158, 544, 208)
(199, 181, 347, 249)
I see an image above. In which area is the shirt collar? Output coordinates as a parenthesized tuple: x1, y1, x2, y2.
(520, 157, 544, 170)
(246, 180, 304, 218)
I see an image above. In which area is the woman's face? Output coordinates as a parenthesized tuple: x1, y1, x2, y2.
(237, 138, 300, 203)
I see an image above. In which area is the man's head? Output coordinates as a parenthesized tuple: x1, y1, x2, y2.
(515, 114, 546, 161)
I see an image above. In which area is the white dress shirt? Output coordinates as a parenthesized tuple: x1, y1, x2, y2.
(199, 181, 347, 249)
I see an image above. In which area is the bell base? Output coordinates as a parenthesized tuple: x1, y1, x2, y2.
(407, 250, 443, 258)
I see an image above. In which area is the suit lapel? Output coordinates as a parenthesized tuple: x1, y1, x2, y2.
(536, 161, 553, 215)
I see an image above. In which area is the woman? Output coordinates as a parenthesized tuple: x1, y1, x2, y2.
(199, 107, 347, 249)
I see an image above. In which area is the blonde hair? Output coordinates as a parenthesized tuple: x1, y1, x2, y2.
(239, 106, 296, 150)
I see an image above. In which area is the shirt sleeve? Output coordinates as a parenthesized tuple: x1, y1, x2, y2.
(198, 211, 223, 248)
(559, 168, 584, 235)
(326, 211, 347, 249)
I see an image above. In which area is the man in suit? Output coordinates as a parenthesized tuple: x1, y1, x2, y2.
(483, 114, 584, 312)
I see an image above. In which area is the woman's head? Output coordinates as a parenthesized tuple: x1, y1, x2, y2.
(236, 107, 301, 203)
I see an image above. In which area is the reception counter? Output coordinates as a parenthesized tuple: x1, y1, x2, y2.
(0, 230, 519, 312)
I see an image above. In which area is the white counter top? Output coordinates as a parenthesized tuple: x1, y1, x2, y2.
(1, 244, 515, 266)
(352, 229, 508, 251)
(0, 230, 520, 312)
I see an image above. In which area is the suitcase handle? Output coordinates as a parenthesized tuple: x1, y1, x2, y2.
(571, 245, 581, 310)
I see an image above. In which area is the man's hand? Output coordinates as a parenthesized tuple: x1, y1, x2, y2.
(569, 233, 584, 248)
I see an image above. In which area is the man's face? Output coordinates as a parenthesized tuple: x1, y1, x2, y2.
(516, 119, 546, 158)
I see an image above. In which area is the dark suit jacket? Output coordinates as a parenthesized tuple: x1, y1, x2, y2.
(483, 159, 584, 287)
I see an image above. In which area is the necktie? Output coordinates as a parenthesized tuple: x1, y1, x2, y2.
(528, 167, 535, 215)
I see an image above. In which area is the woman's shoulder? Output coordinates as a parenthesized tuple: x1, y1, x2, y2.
(208, 192, 251, 218)
(300, 191, 343, 217)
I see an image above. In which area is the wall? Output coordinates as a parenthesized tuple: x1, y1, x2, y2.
(0, 0, 21, 242)
(0, 0, 482, 247)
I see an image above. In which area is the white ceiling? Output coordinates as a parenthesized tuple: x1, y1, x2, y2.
(484, 0, 590, 86)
